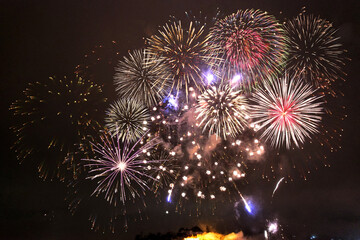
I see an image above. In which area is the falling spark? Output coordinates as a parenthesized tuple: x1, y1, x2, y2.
(240, 194, 252, 214)
(264, 230, 268, 239)
(272, 177, 285, 198)
(167, 183, 174, 202)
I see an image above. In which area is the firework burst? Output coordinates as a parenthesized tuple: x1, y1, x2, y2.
(147, 21, 209, 99)
(114, 49, 169, 107)
(84, 132, 165, 206)
(10, 75, 106, 180)
(105, 99, 150, 143)
(196, 84, 249, 139)
(284, 14, 346, 90)
(251, 75, 324, 149)
(66, 132, 173, 233)
(207, 9, 287, 89)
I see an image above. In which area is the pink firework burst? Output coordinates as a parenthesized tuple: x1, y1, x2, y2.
(251, 75, 324, 149)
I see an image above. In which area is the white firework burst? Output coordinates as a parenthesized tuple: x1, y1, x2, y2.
(105, 99, 149, 142)
(196, 84, 249, 139)
(251, 75, 324, 149)
(114, 49, 168, 107)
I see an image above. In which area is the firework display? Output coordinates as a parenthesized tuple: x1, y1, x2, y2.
(206, 9, 287, 89)
(284, 14, 346, 91)
(10, 74, 106, 180)
(114, 49, 169, 107)
(105, 99, 149, 142)
(10, 7, 347, 235)
(147, 21, 209, 99)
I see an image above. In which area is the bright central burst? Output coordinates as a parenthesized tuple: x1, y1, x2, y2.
(251, 75, 324, 149)
(117, 161, 127, 171)
(85, 132, 163, 205)
(196, 84, 249, 139)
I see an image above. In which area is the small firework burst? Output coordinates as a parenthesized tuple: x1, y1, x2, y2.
(251, 75, 324, 149)
(84, 132, 164, 206)
(147, 20, 209, 99)
(105, 99, 149, 143)
(10, 74, 106, 180)
(114, 49, 169, 107)
(207, 9, 287, 89)
(284, 14, 346, 89)
(196, 84, 249, 139)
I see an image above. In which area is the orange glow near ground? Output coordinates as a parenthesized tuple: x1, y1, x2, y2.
(184, 231, 245, 240)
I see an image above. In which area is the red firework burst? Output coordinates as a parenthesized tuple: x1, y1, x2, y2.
(207, 9, 287, 90)
(225, 29, 269, 69)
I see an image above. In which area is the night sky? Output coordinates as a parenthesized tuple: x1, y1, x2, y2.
(1, 0, 360, 239)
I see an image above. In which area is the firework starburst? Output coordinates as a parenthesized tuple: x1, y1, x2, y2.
(251, 75, 324, 149)
(207, 9, 287, 89)
(147, 21, 209, 99)
(105, 99, 149, 143)
(114, 49, 169, 107)
(84, 132, 165, 205)
(196, 84, 249, 139)
(284, 14, 346, 89)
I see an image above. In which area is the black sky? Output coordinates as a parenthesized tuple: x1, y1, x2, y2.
(1, 0, 360, 239)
